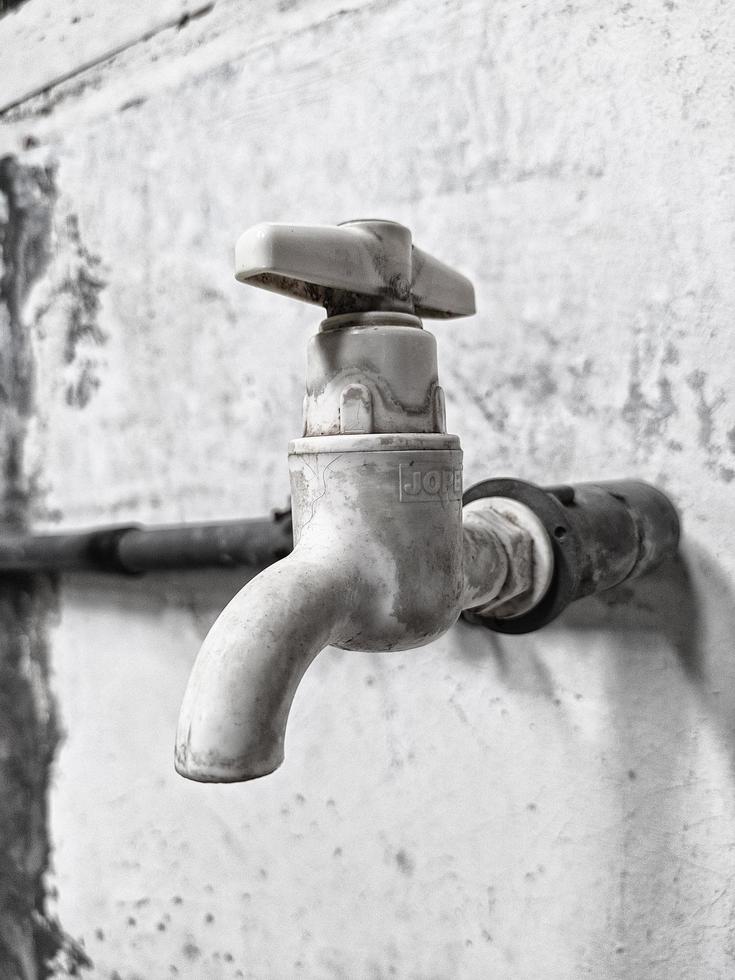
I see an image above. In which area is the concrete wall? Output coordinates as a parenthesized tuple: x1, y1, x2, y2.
(1, 0, 734, 976)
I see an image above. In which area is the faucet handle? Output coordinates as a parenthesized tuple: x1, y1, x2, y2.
(234, 220, 476, 319)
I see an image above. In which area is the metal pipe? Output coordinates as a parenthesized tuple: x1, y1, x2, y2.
(462, 478, 680, 634)
(0, 511, 293, 575)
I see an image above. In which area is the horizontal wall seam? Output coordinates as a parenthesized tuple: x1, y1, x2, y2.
(0, 1, 215, 117)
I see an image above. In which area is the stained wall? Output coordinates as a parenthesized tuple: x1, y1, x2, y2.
(1, 1, 734, 976)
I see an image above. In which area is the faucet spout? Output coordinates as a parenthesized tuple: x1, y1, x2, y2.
(175, 550, 346, 782)
(176, 434, 468, 783)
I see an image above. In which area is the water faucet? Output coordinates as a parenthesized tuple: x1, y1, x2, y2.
(175, 220, 679, 783)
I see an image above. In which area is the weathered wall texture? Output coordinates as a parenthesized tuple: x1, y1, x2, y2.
(1, 0, 734, 977)
(0, 158, 93, 978)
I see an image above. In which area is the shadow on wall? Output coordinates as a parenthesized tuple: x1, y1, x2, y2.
(454, 539, 735, 765)
(450, 539, 735, 972)
(55, 564, 260, 639)
(562, 552, 703, 669)
(0, 1, 30, 14)
(558, 542, 735, 968)
(561, 541, 735, 764)
(60, 538, 735, 744)
(51, 527, 735, 972)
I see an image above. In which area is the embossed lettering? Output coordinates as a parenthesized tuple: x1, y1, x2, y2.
(399, 464, 462, 502)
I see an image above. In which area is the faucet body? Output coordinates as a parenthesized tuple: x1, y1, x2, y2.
(175, 220, 680, 783)
(176, 433, 472, 781)
(176, 298, 516, 780)
(289, 436, 465, 649)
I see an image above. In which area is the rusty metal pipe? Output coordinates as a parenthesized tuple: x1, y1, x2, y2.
(0, 512, 293, 575)
(462, 478, 680, 634)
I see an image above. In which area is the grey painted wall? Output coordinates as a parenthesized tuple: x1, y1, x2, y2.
(1, 1, 734, 977)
